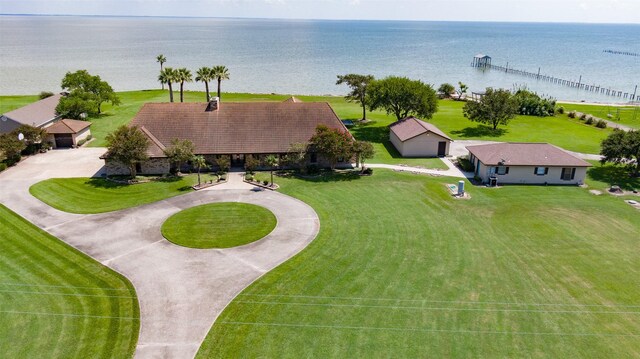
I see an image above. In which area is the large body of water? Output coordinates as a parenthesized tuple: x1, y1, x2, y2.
(0, 15, 638, 102)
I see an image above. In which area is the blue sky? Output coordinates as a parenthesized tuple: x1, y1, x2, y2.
(1, 0, 639, 23)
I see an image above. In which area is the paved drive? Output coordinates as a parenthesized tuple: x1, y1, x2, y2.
(0, 149, 320, 358)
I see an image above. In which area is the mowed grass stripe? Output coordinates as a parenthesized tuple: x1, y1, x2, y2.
(0, 204, 139, 357)
(198, 170, 640, 358)
(29, 176, 203, 214)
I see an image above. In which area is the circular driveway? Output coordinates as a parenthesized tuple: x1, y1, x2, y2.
(0, 149, 320, 358)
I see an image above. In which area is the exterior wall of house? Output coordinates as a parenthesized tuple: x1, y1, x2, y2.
(105, 158, 170, 176)
(73, 127, 91, 145)
(391, 131, 450, 157)
(476, 162, 588, 185)
(389, 131, 404, 155)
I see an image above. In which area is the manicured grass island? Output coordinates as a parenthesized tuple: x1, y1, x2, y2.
(162, 203, 277, 248)
(197, 170, 640, 358)
(29, 175, 215, 214)
(0, 204, 139, 357)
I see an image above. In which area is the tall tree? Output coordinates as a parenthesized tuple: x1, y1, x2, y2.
(195, 67, 214, 101)
(352, 140, 375, 169)
(463, 88, 518, 130)
(176, 68, 193, 103)
(211, 65, 230, 100)
(265, 154, 279, 186)
(192, 155, 208, 186)
(336, 74, 375, 121)
(55, 90, 97, 119)
(600, 130, 640, 176)
(309, 125, 354, 170)
(104, 126, 149, 178)
(0, 133, 26, 162)
(367, 76, 439, 121)
(163, 138, 195, 174)
(156, 54, 167, 89)
(158, 67, 177, 103)
(60, 70, 120, 114)
(438, 83, 455, 98)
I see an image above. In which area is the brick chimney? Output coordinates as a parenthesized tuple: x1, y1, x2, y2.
(206, 96, 220, 112)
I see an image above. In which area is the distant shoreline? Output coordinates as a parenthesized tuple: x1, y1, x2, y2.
(1, 13, 639, 26)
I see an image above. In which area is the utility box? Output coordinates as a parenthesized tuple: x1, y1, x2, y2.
(457, 180, 465, 195)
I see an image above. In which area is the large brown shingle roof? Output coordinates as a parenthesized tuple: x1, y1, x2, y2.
(2, 94, 62, 128)
(466, 143, 592, 167)
(129, 102, 349, 156)
(389, 117, 452, 142)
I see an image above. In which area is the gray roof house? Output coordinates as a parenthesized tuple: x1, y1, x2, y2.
(389, 117, 452, 157)
(0, 94, 63, 133)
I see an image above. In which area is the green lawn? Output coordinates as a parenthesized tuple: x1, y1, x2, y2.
(558, 102, 640, 129)
(197, 170, 640, 358)
(0, 94, 39, 114)
(0, 204, 138, 357)
(29, 175, 216, 214)
(161, 203, 277, 248)
(2, 91, 612, 155)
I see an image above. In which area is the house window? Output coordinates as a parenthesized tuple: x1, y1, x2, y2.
(534, 167, 548, 175)
(561, 167, 576, 181)
(496, 166, 509, 175)
(310, 152, 318, 164)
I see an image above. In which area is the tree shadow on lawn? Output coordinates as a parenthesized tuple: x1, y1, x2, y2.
(588, 164, 640, 191)
(349, 121, 389, 143)
(451, 125, 507, 138)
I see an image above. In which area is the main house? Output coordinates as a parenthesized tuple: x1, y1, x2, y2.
(466, 142, 592, 185)
(103, 98, 352, 175)
(389, 117, 452, 157)
(0, 93, 92, 148)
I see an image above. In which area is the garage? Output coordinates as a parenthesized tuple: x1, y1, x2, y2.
(54, 134, 74, 148)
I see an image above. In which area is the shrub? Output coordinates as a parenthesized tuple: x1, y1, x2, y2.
(580, 113, 588, 121)
(245, 174, 253, 181)
(262, 180, 269, 186)
(77, 139, 87, 147)
(568, 111, 577, 118)
(457, 156, 475, 172)
(438, 83, 455, 98)
(513, 89, 556, 117)
(0, 163, 7, 172)
(585, 116, 595, 125)
(362, 167, 373, 175)
(556, 106, 564, 114)
(596, 119, 607, 128)
(86, 134, 93, 140)
(5, 155, 21, 167)
(39, 91, 54, 99)
(306, 164, 320, 175)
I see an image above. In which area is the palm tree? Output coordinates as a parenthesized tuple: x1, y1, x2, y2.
(265, 154, 278, 187)
(195, 67, 214, 101)
(176, 68, 193, 103)
(192, 155, 208, 186)
(156, 54, 167, 89)
(158, 67, 177, 102)
(211, 65, 230, 100)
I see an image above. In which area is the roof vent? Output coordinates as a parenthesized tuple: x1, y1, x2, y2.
(206, 97, 220, 112)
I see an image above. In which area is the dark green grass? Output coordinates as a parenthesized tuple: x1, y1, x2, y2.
(558, 102, 640, 129)
(29, 175, 215, 214)
(0, 204, 139, 357)
(0, 95, 39, 114)
(161, 203, 277, 249)
(197, 170, 640, 358)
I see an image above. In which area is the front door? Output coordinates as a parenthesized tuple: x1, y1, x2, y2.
(437, 141, 447, 157)
(231, 154, 245, 167)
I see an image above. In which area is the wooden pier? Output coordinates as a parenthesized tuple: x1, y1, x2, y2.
(471, 54, 638, 102)
(603, 49, 640, 57)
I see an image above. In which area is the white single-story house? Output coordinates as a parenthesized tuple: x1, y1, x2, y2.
(389, 117, 452, 157)
(0, 93, 63, 133)
(466, 142, 592, 185)
(44, 119, 92, 148)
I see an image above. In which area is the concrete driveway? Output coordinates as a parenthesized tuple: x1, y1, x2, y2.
(0, 148, 320, 358)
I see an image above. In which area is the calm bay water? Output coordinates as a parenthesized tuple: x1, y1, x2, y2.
(0, 15, 638, 102)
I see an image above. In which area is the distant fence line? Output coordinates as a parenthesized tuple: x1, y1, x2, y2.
(603, 49, 640, 57)
(471, 56, 638, 102)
